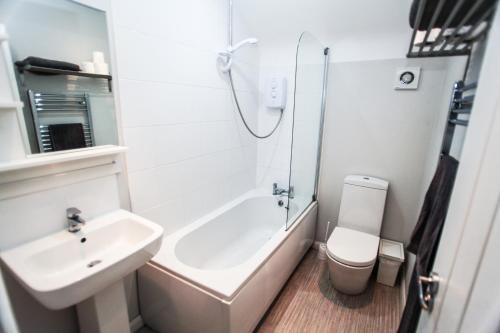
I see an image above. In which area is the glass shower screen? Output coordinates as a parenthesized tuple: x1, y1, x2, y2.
(286, 32, 327, 230)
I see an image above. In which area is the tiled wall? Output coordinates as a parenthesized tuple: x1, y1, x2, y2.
(255, 65, 295, 191)
(111, 0, 260, 235)
(255, 52, 325, 201)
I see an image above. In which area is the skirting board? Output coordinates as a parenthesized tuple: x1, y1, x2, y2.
(130, 315, 144, 333)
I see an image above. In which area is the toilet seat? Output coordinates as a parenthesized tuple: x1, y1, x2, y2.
(326, 227, 380, 267)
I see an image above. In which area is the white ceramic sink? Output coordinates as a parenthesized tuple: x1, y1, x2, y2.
(0, 209, 163, 310)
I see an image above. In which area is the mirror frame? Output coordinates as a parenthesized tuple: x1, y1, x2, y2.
(10, 0, 127, 160)
(0, 0, 129, 206)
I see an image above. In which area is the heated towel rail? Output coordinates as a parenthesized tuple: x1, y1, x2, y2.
(28, 91, 95, 153)
(441, 80, 476, 156)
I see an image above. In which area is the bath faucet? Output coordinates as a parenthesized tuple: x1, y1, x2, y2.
(67, 207, 86, 233)
(273, 183, 294, 199)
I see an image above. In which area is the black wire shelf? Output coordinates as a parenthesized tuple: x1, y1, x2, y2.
(16, 64, 113, 92)
(408, 0, 498, 58)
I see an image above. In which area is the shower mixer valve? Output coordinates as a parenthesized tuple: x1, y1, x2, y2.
(273, 183, 295, 199)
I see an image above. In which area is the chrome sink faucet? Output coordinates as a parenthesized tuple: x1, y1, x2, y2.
(273, 183, 295, 199)
(67, 207, 86, 233)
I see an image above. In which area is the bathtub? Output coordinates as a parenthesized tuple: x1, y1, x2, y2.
(138, 190, 317, 333)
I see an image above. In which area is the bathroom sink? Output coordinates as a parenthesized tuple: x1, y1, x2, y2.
(0, 210, 163, 310)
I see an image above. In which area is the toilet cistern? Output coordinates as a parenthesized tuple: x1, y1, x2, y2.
(67, 207, 86, 233)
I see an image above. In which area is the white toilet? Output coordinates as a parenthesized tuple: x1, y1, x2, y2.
(326, 175, 389, 295)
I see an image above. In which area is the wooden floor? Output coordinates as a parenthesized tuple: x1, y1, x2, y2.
(255, 249, 402, 333)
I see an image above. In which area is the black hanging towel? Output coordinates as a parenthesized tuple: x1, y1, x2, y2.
(15, 56, 81, 72)
(48, 123, 87, 151)
(398, 154, 459, 333)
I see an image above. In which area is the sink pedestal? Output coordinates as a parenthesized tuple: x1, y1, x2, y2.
(76, 280, 131, 333)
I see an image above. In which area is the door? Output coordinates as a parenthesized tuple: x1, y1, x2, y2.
(417, 8, 500, 332)
(459, 203, 500, 333)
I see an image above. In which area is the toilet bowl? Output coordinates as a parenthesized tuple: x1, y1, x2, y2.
(326, 227, 379, 294)
(326, 175, 389, 294)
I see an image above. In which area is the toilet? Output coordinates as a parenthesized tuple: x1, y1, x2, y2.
(326, 175, 389, 295)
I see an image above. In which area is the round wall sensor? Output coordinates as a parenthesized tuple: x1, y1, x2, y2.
(400, 71, 415, 85)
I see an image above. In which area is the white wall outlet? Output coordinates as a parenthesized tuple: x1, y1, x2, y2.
(394, 67, 421, 90)
(265, 76, 287, 109)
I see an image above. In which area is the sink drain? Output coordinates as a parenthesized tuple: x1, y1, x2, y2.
(87, 260, 102, 268)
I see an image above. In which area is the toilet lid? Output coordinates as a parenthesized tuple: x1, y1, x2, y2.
(327, 227, 380, 267)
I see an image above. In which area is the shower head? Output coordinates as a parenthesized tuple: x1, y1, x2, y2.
(230, 38, 259, 53)
(218, 37, 258, 73)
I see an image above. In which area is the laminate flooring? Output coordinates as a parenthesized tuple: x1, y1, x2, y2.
(255, 249, 402, 333)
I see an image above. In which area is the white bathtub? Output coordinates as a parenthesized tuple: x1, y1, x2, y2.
(138, 190, 317, 333)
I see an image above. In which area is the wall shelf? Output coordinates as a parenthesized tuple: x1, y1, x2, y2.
(0, 145, 128, 200)
(0, 145, 127, 174)
(16, 64, 113, 92)
(17, 64, 112, 80)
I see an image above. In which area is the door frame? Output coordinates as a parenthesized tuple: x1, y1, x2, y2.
(417, 7, 500, 333)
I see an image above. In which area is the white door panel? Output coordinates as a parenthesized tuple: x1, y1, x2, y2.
(460, 203, 500, 333)
(435, 96, 500, 332)
(417, 8, 500, 333)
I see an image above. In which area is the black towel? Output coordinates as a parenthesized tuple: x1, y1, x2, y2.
(48, 123, 87, 151)
(15, 56, 80, 72)
(409, 0, 496, 30)
(398, 155, 459, 333)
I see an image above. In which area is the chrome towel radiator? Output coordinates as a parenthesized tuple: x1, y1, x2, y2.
(28, 91, 94, 153)
(441, 80, 476, 156)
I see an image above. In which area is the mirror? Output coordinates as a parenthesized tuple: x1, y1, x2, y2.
(0, 0, 118, 155)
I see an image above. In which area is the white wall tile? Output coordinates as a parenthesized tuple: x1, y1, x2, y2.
(139, 198, 186, 236)
(118, 79, 191, 127)
(112, 0, 261, 235)
(123, 127, 157, 172)
(112, 0, 227, 52)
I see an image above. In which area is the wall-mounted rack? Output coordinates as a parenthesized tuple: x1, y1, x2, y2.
(16, 64, 112, 92)
(441, 80, 476, 156)
(408, 0, 497, 58)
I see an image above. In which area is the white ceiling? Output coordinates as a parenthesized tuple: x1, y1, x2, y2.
(234, 0, 415, 62)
